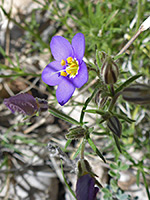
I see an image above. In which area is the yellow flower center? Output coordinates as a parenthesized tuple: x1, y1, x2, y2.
(60, 57, 79, 78)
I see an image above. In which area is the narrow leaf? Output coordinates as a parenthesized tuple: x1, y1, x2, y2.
(80, 87, 99, 124)
(65, 139, 72, 150)
(115, 74, 142, 94)
(87, 138, 106, 163)
(72, 143, 82, 160)
(136, 169, 140, 187)
(84, 109, 105, 115)
(113, 134, 122, 153)
(61, 160, 77, 199)
(49, 105, 80, 125)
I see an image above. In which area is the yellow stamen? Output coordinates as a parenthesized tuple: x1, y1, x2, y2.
(60, 57, 79, 78)
(60, 71, 67, 77)
(67, 57, 73, 64)
(66, 69, 72, 74)
(61, 59, 66, 66)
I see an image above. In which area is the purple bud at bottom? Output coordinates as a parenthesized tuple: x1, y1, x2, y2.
(4, 93, 38, 116)
(76, 174, 99, 200)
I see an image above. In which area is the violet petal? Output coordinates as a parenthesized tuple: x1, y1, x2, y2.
(56, 78, 75, 106)
(72, 33, 85, 63)
(50, 36, 73, 61)
(76, 174, 99, 200)
(71, 61, 88, 88)
(41, 61, 64, 86)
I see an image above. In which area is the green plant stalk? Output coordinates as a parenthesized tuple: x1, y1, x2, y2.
(141, 170, 150, 200)
(80, 139, 86, 159)
(0, 73, 41, 78)
(108, 92, 121, 112)
(136, 0, 142, 31)
(61, 160, 77, 199)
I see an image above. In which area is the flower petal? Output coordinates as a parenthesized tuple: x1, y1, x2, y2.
(41, 61, 63, 86)
(50, 36, 73, 61)
(71, 61, 88, 88)
(56, 78, 75, 106)
(72, 33, 85, 63)
(76, 174, 99, 200)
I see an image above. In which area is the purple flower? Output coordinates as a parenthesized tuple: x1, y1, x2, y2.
(76, 174, 99, 200)
(4, 93, 48, 116)
(42, 33, 88, 106)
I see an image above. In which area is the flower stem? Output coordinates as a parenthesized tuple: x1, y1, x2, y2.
(136, 0, 142, 31)
(80, 139, 86, 159)
(108, 92, 121, 112)
(141, 170, 150, 200)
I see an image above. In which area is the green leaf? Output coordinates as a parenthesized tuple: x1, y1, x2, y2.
(119, 164, 129, 171)
(110, 163, 118, 170)
(65, 139, 72, 150)
(113, 134, 122, 153)
(49, 105, 80, 126)
(84, 109, 105, 115)
(72, 142, 82, 160)
(114, 113, 135, 123)
(115, 74, 143, 94)
(61, 160, 77, 199)
(80, 86, 99, 124)
(109, 170, 117, 177)
(101, 188, 110, 193)
(113, 52, 126, 61)
(136, 169, 140, 187)
(87, 138, 106, 163)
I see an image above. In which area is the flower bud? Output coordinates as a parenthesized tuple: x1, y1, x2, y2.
(76, 174, 99, 200)
(4, 93, 48, 116)
(101, 56, 119, 84)
(4, 93, 38, 116)
(95, 90, 108, 108)
(122, 84, 150, 105)
(76, 159, 100, 200)
(107, 116, 122, 138)
(66, 126, 86, 140)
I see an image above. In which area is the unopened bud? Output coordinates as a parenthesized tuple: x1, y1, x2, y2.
(101, 56, 119, 84)
(95, 90, 108, 108)
(107, 116, 122, 138)
(4, 93, 48, 116)
(4, 93, 38, 116)
(66, 126, 86, 140)
(122, 84, 150, 105)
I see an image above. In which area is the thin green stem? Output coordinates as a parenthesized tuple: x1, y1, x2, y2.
(136, 0, 142, 31)
(108, 92, 121, 112)
(141, 171, 150, 200)
(80, 139, 86, 159)
(0, 73, 41, 78)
